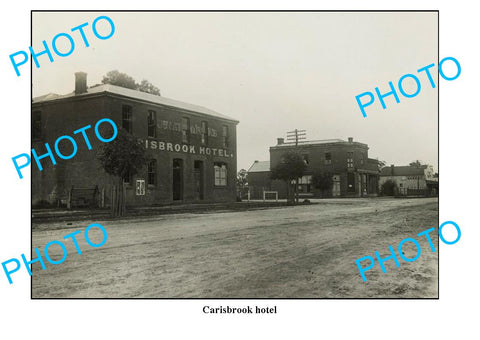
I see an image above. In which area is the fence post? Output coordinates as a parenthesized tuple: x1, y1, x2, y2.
(67, 185, 73, 210)
(122, 183, 127, 216)
(101, 188, 105, 208)
(111, 185, 116, 216)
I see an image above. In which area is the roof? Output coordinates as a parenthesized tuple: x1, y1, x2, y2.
(380, 165, 428, 177)
(274, 139, 345, 147)
(247, 161, 270, 173)
(32, 84, 238, 123)
(271, 138, 368, 148)
(33, 93, 61, 101)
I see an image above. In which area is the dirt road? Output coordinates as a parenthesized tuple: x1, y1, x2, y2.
(32, 197, 438, 298)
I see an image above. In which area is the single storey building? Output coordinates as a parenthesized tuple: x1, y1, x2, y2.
(379, 164, 438, 196)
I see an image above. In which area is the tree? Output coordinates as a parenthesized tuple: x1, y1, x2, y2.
(312, 172, 333, 198)
(97, 128, 148, 216)
(381, 179, 397, 196)
(236, 169, 248, 199)
(102, 70, 161, 96)
(102, 70, 137, 90)
(270, 151, 307, 203)
(409, 160, 423, 167)
(377, 159, 387, 171)
(137, 79, 161, 96)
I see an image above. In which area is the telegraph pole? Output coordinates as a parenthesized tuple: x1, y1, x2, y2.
(286, 129, 306, 203)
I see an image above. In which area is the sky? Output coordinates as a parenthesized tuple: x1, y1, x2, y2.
(32, 11, 438, 172)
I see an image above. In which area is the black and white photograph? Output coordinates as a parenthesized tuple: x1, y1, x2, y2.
(29, 11, 439, 298)
(5, 0, 480, 338)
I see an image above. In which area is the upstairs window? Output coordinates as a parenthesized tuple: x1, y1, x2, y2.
(325, 152, 332, 165)
(360, 154, 364, 165)
(122, 105, 133, 133)
(347, 152, 354, 168)
(147, 110, 157, 138)
(214, 162, 227, 186)
(303, 154, 309, 165)
(222, 125, 229, 148)
(182, 117, 190, 143)
(147, 159, 157, 185)
(201, 121, 208, 145)
(32, 111, 42, 140)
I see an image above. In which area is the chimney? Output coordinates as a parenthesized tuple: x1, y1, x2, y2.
(75, 72, 87, 95)
(348, 137, 353, 143)
(277, 138, 284, 145)
(391, 164, 394, 176)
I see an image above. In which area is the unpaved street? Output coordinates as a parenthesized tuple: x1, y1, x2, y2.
(32, 198, 438, 298)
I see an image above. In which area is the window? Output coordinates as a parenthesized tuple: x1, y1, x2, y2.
(182, 117, 190, 143)
(32, 111, 42, 140)
(201, 121, 208, 145)
(303, 154, 309, 165)
(147, 159, 157, 185)
(122, 105, 133, 133)
(298, 175, 312, 193)
(325, 152, 332, 165)
(214, 162, 227, 186)
(122, 169, 131, 184)
(147, 110, 156, 138)
(360, 154, 364, 165)
(347, 152, 354, 168)
(222, 125, 229, 148)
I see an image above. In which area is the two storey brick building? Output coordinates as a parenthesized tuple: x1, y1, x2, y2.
(32, 72, 239, 207)
(248, 137, 380, 199)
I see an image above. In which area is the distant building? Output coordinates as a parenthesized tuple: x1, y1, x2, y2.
(248, 137, 380, 199)
(32, 72, 239, 207)
(379, 164, 438, 196)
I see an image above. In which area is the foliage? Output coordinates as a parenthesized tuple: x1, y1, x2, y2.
(102, 70, 161, 96)
(312, 172, 333, 198)
(97, 128, 148, 217)
(377, 159, 387, 171)
(270, 152, 307, 182)
(102, 70, 137, 90)
(270, 151, 307, 203)
(409, 160, 423, 167)
(236, 169, 248, 198)
(381, 179, 397, 196)
(97, 128, 148, 181)
(137, 79, 161, 96)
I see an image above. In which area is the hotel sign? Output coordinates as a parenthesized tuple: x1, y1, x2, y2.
(139, 139, 234, 158)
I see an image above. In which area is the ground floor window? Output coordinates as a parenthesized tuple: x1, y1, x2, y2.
(214, 162, 227, 186)
(298, 175, 312, 193)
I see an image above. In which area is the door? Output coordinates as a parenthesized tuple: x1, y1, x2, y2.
(194, 160, 204, 200)
(332, 174, 341, 197)
(173, 159, 183, 201)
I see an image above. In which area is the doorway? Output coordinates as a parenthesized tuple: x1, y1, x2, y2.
(332, 174, 341, 197)
(194, 160, 204, 200)
(173, 159, 183, 201)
